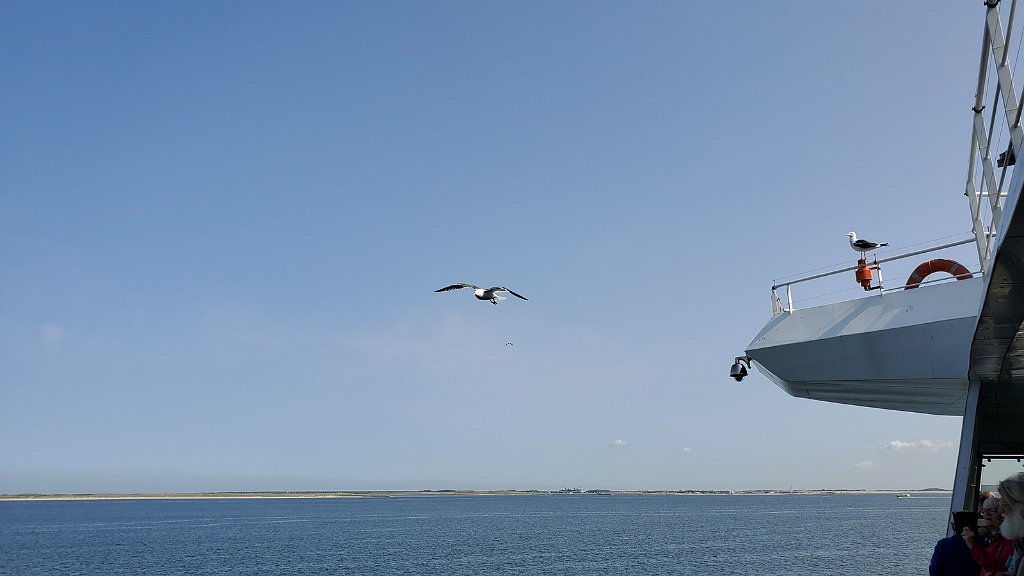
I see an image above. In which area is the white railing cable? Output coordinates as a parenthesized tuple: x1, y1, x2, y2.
(771, 238, 978, 290)
(769, 237, 978, 315)
(785, 270, 983, 309)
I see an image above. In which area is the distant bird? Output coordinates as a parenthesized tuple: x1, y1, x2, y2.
(434, 284, 528, 305)
(846, 232, 888, 255)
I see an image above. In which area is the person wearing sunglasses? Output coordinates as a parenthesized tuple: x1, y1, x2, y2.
(963, 497, 1014, 576)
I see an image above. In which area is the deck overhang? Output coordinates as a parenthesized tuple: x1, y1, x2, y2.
(969, 173, 1024, 447)
(746, 279, 984, 416)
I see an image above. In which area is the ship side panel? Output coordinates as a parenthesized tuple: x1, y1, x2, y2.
(746, 278, 982, 415)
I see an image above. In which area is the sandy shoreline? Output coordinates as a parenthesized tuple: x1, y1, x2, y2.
(0, 489, 950, 502)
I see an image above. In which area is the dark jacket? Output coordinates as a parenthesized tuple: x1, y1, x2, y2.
(930, 534, 981, 576)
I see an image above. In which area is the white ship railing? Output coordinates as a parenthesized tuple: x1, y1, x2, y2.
(770, 238, 979, 315)
(768, 0, 1024, 316)
(967, 0, 1022, 270)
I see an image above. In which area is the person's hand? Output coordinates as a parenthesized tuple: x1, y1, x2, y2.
(961, 526, 976, 547)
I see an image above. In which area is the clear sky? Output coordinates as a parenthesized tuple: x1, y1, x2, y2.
(1, 1, 996, 493)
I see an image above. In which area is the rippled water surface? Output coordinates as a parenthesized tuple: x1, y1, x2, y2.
(0, 493, 949, 575)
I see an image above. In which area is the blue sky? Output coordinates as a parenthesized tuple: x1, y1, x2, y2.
(0, 1, 992, 492)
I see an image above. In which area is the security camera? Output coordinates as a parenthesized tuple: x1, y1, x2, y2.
(729, 362, 747, 381)
(730, 356, 750, 381)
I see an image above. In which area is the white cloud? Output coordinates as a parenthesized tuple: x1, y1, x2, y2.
(853, 461, 875, 472)
(611, 439, 628, 447)
(885, 439, 954, 453)
(39, 324, 65, 343)
(681, 447, 692, 454)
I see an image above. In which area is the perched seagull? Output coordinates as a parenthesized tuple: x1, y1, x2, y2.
(846, 231, 888, 255)
(434, 283, 528, 305)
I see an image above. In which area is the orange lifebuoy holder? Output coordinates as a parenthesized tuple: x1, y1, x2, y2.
(904, 259, 972, 289)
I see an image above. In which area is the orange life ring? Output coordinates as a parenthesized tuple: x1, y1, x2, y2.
(904, 259, 972, 289)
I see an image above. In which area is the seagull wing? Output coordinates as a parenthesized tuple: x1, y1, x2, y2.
(492, 287, 528, 300)
(435, 283, 478, 293)
(852, 239, 878, 249)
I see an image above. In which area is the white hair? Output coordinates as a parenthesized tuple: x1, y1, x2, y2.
(999, 472, 1024, 505)
(998, 473, 1024, 540)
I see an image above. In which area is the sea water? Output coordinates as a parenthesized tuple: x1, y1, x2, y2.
(0, 493, 948, 575)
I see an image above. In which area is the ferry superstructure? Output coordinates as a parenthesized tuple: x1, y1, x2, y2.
(736, 0, 1024, 526)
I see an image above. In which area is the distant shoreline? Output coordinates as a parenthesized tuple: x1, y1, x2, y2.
(0, 489, 951, 502)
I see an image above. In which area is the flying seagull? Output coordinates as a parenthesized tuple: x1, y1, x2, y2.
(434, 284, 528, 305)
(846, 232, 888, 255)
